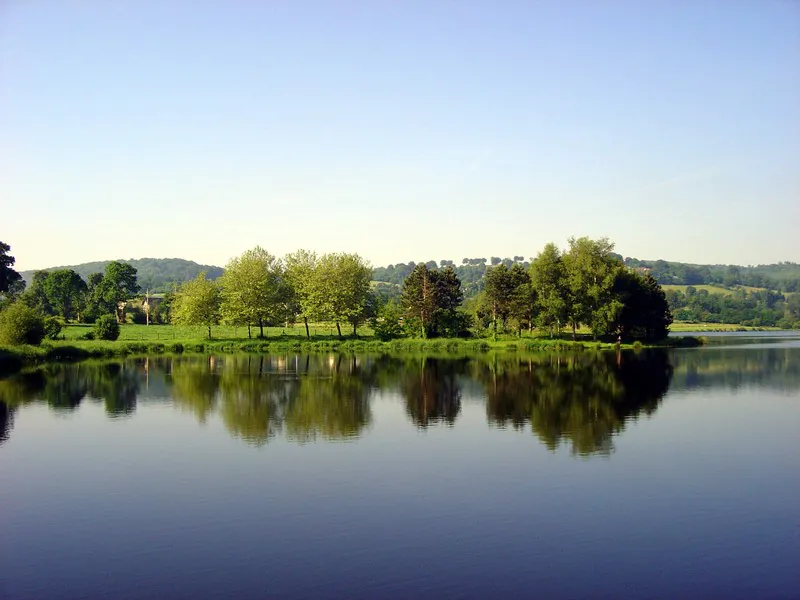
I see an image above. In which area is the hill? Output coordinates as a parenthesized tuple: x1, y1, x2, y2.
(374, 257, 800, 295)
(622, 258, 800, 292)
(20, 258, 224, 293)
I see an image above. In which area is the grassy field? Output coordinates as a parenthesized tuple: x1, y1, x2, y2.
(662, 284, 735, 295)
(60, 322, 371, 342)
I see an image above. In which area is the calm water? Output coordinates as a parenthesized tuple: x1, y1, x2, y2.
(1, 337, 799, 599)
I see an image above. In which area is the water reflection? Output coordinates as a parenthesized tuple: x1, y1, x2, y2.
(2, 345, 798, 451)
(400, 356, 464, 428)
(670, 347, 800, 391)
(479, 352, 671, 456)
(0, 400, 13, 445)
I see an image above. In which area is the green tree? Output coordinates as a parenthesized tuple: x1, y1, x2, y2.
(23, 271, 53, 315)
(172, 272, 221, 339)
(484, 263, 531, 338)
(0, 302, 46, 345)
(563, 237, 623, 339)
(314, 253, 373, 337)
(83, 272, 111, 322)
(99, 262, 140, 322)
(508, 265, 536, 336)
(284, 249, 319, 338)
(611, 271, 673, 341)
(43, 269, 87, 322)
(529, 243, 568, 337)
(219, 247, 288, 338)
(0, 242, 23, 297)
(400, 264, 464, 338)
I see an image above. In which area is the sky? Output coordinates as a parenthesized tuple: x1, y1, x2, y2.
(2, 0, 798, 271)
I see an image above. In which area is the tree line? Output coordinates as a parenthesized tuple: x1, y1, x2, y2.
(464, 237, 672, 341)
(2, 239, 673, 343)
(664, 287, 800, 328)
(171, 238, 672, 341)
(624, 258, 800, 293)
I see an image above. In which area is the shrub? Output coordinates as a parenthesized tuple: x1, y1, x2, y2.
(125, 306, 147, 325)
(371, 300, 406, 341)
(0, 302, 46, 345)
(94, 314, 120, 341)
(44, 317, 63, 340)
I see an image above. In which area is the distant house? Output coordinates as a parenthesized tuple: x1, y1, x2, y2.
(142, 293, 165, 314)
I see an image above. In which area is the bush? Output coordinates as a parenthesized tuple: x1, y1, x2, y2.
(125, 306, 147, 325)
(44, 317, 63, 340)
(0, 302, 46, 345)
(371, 301, 405, 341)
(94, 314, 120, 341)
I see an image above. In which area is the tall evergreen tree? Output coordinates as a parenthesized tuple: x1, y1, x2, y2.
(401, 264, 464, 338)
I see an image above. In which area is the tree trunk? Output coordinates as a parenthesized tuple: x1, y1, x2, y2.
(336, 322, 342, 338)
(572, 322, 576, 341)
(207, 325, 211, 339)
(247, 324, 251, 339)
(304, 317, 310, 339)
(259, 319, 264, 338)
(352, 322, 357, 336)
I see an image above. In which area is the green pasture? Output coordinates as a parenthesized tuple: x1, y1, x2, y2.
(60, 322, 375, 342)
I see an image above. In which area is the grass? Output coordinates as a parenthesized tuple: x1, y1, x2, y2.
(662, 284, 736, 295)
(60, 322, 361, 342)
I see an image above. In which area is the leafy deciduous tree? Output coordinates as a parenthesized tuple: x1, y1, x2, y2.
(611, 271, 673, 341)
(219, 247, 288, 338)
(284, 249, 319, 338)
(0, 242, 23, 297)
(43, 269, 87, 322)
(563, 237, 622, 339)
(529, 243, 568, 337)
(314, 253, 373, 337)
(172, 272, 221, 339)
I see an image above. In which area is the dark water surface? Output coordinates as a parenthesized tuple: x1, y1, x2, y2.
(1, 339, 799, 599)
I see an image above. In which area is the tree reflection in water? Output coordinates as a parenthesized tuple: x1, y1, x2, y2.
(0, 350, 688, 453)
(478, 350, 672, 456)
(399, 356, 464, 428)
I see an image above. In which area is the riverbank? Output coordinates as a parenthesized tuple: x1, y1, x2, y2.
(0, 335, 703, 373)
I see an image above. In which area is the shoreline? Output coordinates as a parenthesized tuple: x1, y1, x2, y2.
(0, 336, 703, 374)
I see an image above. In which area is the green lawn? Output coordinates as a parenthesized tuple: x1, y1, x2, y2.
(662, 284, 735, 295)
(61, 322, 375, 342)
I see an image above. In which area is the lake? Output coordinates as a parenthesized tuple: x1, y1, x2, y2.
(1, 334, 799, 599)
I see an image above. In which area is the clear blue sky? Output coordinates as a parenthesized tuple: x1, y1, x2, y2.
(2, 0, 798, 271)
